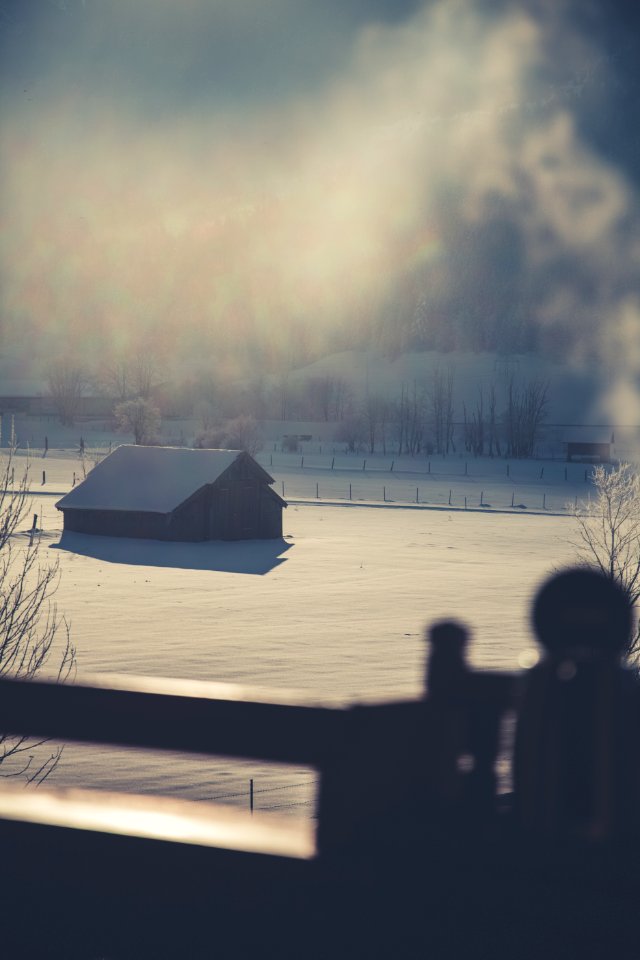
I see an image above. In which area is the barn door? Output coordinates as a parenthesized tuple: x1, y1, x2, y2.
(238, 482, 259, 538)
(216, 483, 259, 539)
(211, 487, 230, 540)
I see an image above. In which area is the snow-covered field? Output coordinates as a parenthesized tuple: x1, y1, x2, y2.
(8, 449, 583, 818)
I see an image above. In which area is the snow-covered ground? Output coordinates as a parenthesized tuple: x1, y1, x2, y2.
(16, 444, 599, 517)
(6, 446, 584, 818)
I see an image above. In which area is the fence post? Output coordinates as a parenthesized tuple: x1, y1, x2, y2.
(282, 481, 285, 497)
(480, 490, 484, 506)
(349, 483, 352, 500)
(416, 487, 419, 504)
(506, 464, 510, 477)
(29, 514, 37, 547)
(425, 621, 469, 808)
(363, 460, 366, 471)
(390, 460, 394, 472)
(448, 489, 452, 506)
(301, 456, 304, 468)
(42, 470, 46, 485)
(511, 492, 514, 507)
(250, 779, 254, 816)
(331, 457, 335, 470)
(539, 467, 544, 479)
(464, 496, 467, 510)
(383, 486, 386, 502)
(428, 461, 431, 474)
(543, 493, 546, 509)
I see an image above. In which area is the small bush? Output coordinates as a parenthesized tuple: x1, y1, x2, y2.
(195, 415, 263, 455)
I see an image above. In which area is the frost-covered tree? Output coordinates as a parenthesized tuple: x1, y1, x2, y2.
(115, 397, 161, 445)
(571, 463, 640, 657)
(0, 448, 75, 782)
(195, 415, 263, 456)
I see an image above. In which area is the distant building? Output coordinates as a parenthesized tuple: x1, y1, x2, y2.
(0, 379, 115, 417)
(565, 434, 612, 463)
(56, 445, 286, 541)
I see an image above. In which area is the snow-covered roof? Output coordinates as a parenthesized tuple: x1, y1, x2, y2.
(56, 445, 252, 514)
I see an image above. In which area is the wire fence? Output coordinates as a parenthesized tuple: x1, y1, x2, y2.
(202, 777, 319, 815)
(270, 478, 589, 515)
(257, 451, 604, 483)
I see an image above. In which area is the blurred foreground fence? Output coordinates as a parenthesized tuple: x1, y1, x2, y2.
(1, 567, 639, 958)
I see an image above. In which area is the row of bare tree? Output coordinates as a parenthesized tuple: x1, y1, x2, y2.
(44, 353, 548, 460)
(333, 372, 548, 459)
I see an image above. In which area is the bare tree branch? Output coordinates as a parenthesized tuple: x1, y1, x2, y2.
(570, 463, 640, 658)
(0, 446, 76, 784)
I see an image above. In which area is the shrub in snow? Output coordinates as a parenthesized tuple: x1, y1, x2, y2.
(194, 415, 263, 455)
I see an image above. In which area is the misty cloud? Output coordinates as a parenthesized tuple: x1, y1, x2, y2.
(0, 0, 639, 421)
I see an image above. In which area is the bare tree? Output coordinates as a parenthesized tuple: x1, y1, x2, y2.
(277, 368, 290, 422)
(505, 377, 549, 458)
(444, 367, 455, 454)
(47, 359, 87, 426)
(487, 382, 501, 457)
(102, 356, 132, 401)
(399, 381, 425, 456)
(331, 377, 349, 421)
(335, 414, 366, 453)
(427, 367, 445, 455)
(304, 375, 351, 423)
(364, 393, 392, 454)
(396, 384, 409, 455)
(195, 400, 218, 433)
(427, 366, 456, 455)
(306, 376, 335, 422)
(571, 463, 640, 657)
(473, 388, 485, 457)
(130, 350, 164, 400)
(0, 447, 75, 782)
(115, 397, 161, 445)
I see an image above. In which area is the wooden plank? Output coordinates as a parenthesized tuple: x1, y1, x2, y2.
(0, 782, 316, 860)
(0, 673, 347, 766)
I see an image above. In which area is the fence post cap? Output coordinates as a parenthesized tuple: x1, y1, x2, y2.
(427, 619, 468, 653)
(532, 567, 632, 657)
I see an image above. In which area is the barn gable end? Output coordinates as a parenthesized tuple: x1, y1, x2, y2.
(56, 446, 286, 542)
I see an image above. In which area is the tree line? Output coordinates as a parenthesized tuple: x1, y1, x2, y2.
(44, 353, 549, 459)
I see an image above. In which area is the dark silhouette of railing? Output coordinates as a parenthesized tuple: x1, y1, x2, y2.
(0, 567, 638, 959)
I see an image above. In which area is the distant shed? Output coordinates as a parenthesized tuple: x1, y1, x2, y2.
(56, 445, 286, 542)
(565, 439, 612, 463)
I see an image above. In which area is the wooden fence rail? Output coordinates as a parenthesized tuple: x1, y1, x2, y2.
(1, 567, 639, 959)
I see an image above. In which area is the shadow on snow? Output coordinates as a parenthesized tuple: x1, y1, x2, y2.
(51, 532, 292, 575)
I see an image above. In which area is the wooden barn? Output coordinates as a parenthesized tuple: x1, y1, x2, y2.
(565, 434, 613, 463)
(56, 445, 287, 542)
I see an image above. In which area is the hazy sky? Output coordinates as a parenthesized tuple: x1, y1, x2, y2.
(1, 0, 639, 416)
